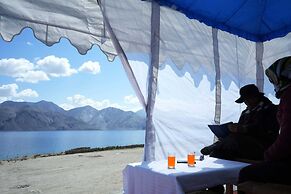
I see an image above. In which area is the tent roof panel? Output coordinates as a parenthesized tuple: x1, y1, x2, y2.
(154, 0, 291, 42)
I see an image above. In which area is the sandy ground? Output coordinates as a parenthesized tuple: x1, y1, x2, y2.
(0, 148, 143, 194)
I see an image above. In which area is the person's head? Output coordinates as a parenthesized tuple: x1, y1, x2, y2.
(265, 56, 291, 99)
(235, 84, 264, 108)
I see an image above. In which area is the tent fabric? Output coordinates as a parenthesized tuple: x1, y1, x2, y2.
(98, 1, 147, 110)
(153, 0, 291, 42)
(0, 0, 116, 59)
(1, 0, 291, 161)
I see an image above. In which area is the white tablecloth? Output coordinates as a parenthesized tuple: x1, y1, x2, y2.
(123, 157, 250, 194)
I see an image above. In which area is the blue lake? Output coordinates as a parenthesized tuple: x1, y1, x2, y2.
(0, 130, 145, 160)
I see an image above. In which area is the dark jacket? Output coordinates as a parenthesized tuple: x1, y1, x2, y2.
(265, 85, 291, 161)
(237, 96, 280, 149)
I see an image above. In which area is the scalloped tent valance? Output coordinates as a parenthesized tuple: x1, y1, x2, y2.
(3, 1, 291, 73)
(0, 0, 116, 59)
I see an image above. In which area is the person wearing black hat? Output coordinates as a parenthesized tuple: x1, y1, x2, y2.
(201, 84, 280, 194)
(201, 84, 280, 161)
(234, 84, 265, 103)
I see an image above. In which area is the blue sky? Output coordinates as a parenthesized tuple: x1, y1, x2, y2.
(0, 28, 141, 111)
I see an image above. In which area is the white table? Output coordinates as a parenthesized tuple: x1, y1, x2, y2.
(123, 157, 249, 194)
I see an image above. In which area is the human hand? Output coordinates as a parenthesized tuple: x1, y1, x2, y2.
(228, 123, 239, 133)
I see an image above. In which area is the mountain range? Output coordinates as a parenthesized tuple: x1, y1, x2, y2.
(0, 101, 146, 131)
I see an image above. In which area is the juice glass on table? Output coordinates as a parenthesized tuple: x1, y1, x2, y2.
(168, 153, 176, 169)
(187, 152, 195, 167)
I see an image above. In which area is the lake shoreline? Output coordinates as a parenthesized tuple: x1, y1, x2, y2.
(0, 130, 145, 161)
(1, 144, 144, 162)
(0, 129, 145, 132)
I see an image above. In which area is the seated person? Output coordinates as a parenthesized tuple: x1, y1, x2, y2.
(238, 56, 291, 192)
(201, 84, 280, 161)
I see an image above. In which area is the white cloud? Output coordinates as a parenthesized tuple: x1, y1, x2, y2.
(78, 61, 101, 75)
(0, 58, 49, 83)
(0, 97, 8, 103)
(65, 94, 113, 110)
(0, 58, 34, 76)
(26, 42, 32, 46)
(124, 95, 142, 111)
(124, 95, 139, 105)
(14, 99, 25, 102)
(34, 57, 40, 61)
(15, 89, 39, 98)
(0, 83, 18, 97)
(16, 70, 49, 83)
(0, 83, 39, 101)
(59, 103, 75, 111)
(60, 94, 142, 111)
(0, 56, 79, 83)
(36, 55, 77, 77)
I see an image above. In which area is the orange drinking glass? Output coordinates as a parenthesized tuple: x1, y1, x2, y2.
(187, 152, 195, 167)
(168, 154, 176, 169)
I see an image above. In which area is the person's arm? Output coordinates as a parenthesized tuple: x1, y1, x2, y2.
(234, 110, 250, 133)
(228, 123, 239, 133)
(265, 88, 291, 161)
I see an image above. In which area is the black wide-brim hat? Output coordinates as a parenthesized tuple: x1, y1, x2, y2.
(235, 84, 264, 103)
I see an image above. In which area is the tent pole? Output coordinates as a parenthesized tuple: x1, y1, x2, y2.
(212, 28, 221, 143)
(212, 28, 221, 125)
(256, 42, 264, 92)
(144, 0, 160, 162)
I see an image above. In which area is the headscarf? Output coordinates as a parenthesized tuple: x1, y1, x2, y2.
(265, 56, 291, 98)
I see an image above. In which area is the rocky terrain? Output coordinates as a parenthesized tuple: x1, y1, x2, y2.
(0, 101, 145, 131)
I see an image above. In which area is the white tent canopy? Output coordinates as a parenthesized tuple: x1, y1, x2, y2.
(1, 0, 290, 161)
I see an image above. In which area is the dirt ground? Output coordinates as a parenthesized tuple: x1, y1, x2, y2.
(0, 148, 143, 194)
